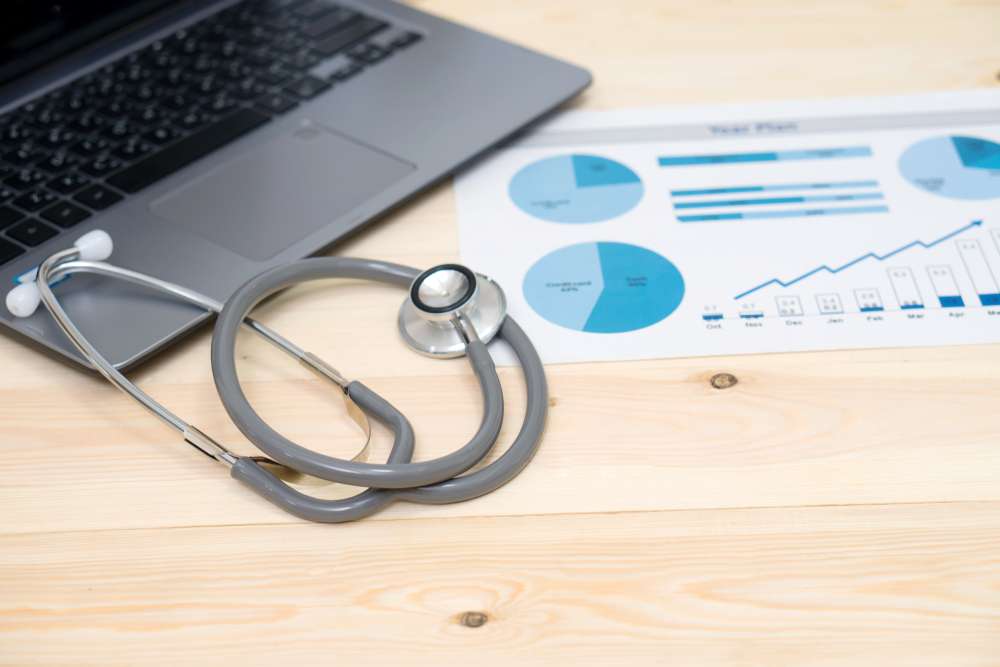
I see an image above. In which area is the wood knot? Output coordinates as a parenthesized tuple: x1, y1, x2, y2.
(548, 397, 558, 407)
(709, 372, 738, 390)
(458, 611, 489, 628)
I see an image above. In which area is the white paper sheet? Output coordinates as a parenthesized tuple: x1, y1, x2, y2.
(455, 90, 1000, 363)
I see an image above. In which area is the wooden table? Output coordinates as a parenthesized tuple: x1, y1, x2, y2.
(3, 1, 1000, 664)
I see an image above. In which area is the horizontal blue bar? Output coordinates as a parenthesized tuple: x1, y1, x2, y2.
(900, 303, 925, 310)
(674, 193, 883, 210)
(938, 295, 965, 308)
(678, 205, 889, 223)
(738, 312, 764, 319)
(860, 306, 884, 313)
(979, 293, 1000, 306)
(659, 146, 872, 167)
(670, 180, 880, 197)
(702, 313, 724, 321)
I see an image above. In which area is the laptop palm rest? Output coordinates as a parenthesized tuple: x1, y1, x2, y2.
(150, 123, 415, 261)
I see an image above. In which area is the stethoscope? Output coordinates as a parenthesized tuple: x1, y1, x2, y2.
(5, 230, 547, 523)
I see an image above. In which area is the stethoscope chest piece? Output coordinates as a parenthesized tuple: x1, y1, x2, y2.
(398, 263, 507, 358)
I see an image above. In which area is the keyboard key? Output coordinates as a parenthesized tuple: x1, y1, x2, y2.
(256, 64, 293, 86)
(313, 18, 387, 57)
(162, 92, 194, 111)
(346, 43, 388, 64)
(12, 189, 58, 212)
(30, 107, 65, 130)
(301, 8, 358, 38)
(294, 0, 337, 19)
(0, 238, 25, 265)
(229, 77, 268, 101)
(113, 137, 154, 161)
(218, 59, 249, 81)
(1, 124, 36, 143)
(392, 31, 422, 49)
(37, 127, 78, 149)
(80, 156, 124, 178)
(256, 93, 298, 115)
(6, 219, 57, 246)
(144, 125, 181, 145)
(369, 28, 414, 51)
(74, 184, 123, 210)
(68, 111, 107, 133)
(36, 151, 78, 174)
(48, 172, 91, 194)
(133, 105, 166, 125)
(204, 93, 238, 114)
(175, 111, 212, 131)
(283, 51, 322, 70)
(284, 75, 331, 99)
(257, 0, 306, 16)
(100, 97, 135, 117)
(4, 169, 47, 190)
(103, 119, 140, 140)
(309, 53, 352, 79)
(71, 137, 114, 158)
(108, 108, 269, 193)
(271, 35, 307, 55)
(40, 201, 91, 228)
(330, 61, 363, 81)
(4, 141, 46, 165)
(0, 206, 25, 229)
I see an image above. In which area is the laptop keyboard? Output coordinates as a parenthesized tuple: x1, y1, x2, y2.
(0, 0, 421, 268)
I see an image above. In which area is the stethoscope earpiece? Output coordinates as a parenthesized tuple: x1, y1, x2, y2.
(5, 229, 115, 319)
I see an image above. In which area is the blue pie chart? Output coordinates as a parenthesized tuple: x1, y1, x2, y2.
(899, 135, 1000, 200)
(509, 154, 644, 223)
(523, 242, 685, 333)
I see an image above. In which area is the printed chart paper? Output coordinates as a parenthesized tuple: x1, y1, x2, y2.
(455, 91, 1000, 363)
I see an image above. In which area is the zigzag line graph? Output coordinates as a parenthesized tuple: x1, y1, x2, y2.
(733, 220, 982, 300)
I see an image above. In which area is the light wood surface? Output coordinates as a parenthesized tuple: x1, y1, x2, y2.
(2, 1, 1000, 664)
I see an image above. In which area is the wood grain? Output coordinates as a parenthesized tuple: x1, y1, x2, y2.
(2, 0, 999, 664)
(2, 503, 999, 666)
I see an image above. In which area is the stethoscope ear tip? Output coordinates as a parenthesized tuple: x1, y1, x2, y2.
(74, 229, 113, 262)
(5, 282, 41, 318)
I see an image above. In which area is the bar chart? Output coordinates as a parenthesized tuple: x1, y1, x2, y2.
(658, 146, 872, 167)
(927, 266, 965, 308)
(666, 171, 888, 223)
(713, 220, 1000, 322)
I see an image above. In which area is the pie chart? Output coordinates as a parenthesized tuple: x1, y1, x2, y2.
(523, 242, 685, 333)
(508, 154, 644, 223)
(899, 135, 1000, 200)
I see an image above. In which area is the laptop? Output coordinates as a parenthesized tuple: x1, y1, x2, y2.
(0, 0, 590, 369)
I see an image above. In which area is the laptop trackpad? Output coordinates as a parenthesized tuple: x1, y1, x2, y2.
(151, 124, 415, 261)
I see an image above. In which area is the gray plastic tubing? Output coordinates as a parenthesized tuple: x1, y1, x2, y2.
(212, 257, 547, 523)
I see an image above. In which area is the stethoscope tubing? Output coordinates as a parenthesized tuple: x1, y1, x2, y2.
(228, 317, 546, 522)
(32, 249, 548, 523)
(211, 257, 505, 489)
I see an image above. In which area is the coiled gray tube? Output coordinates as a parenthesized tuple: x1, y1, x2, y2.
(212, 257, 547, 523)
